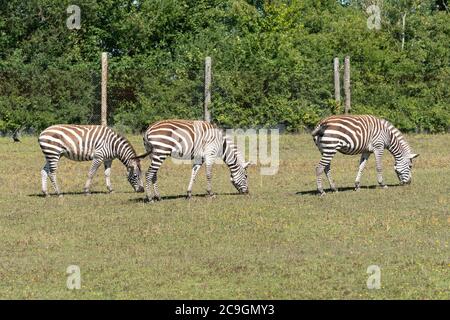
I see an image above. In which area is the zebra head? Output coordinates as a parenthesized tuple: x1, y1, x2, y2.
(394, 153, 419, 185)
(230, 162, 251, 194)
(127, 159, 144, 192)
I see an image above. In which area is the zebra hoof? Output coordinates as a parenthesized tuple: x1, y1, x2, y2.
(331, 188, 338, 193)
(380, 184, 388, 189)
(186, 192, 192, 200)
(84, 192, 91, 196)
(144, 197, 154, 203)
(207, 192, 216, 198)
(354, 187, 361, 192)
(153, 196, 162, 202)
(318, 191, 326, 197)
(108, 189, 114, 194)
(58, 194, 63, 198)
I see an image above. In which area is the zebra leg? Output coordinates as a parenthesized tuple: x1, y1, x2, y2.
(324, 164, 337, 192)
(145, 155, 166, 202)
(316, 164, 326, 196)
(205, 159, 215, 197)
(84, 158, 103, 194)
(316, 152, 336, 196)
(144, 166, 154, 202)
(48, 171, 62, 197)
(151, 171, 161, 201)
(46, 160, 62, 197)
(186, 163, 202, 199)
(104, 160, 113, 193)
(43, 155, 62, 196)
(41, 162, 50, 197)
(374, 148, 387, 188)
(354, 152, 370, 190)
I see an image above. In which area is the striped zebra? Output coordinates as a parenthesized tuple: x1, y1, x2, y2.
(38, 125, 144, 197)
(134, 120, 250, 202)
(311, 115, 419, 195)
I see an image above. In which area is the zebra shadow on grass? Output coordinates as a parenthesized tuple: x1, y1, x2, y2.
(128, 192, 242, 203)
(296, 184, 402, 196)
(28, 191, 135, 197)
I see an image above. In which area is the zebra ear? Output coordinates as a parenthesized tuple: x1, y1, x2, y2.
(409, 153, 419, 159)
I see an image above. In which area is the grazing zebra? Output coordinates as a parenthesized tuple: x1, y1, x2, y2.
(311, 115, 419, 195)
(134, 120, 250, 202)
(38, 125, 144, 197)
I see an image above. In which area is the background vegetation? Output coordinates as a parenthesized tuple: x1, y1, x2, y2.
(0, 0, 449, 133)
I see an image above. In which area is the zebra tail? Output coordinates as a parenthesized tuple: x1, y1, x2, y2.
(133, 136, 155, 160)
(311, 124, 324, 137)
(311, 123, 326, 147)
(134, 149, 152, 160)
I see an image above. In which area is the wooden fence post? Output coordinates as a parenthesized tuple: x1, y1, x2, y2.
(101, 52, 108, 126)
(204, 56, 212, 122)
(401, 12, 407, 51)
(333, 57, 341, 105)
(344, 56, 351, 114)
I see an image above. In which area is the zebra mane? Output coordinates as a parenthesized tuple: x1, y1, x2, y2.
(222, 136, 246, 168)
(112, 130, 138, 165)
(385, 121, 413, 158)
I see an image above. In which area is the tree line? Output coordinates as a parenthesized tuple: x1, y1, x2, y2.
(0, 0, 449, 134)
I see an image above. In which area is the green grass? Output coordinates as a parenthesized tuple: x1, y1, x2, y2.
(0, 134, 448, 299)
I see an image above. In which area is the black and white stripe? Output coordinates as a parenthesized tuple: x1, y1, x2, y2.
(38, 124, 144, 196)
(135, 120, 250, 201)
(312, 115, 419, 195)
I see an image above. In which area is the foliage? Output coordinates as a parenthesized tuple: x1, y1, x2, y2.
(0, 0, 448, 133)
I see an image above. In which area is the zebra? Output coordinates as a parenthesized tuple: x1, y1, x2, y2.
(134, 120, 250, 202)
(38, 124, 144, 197)
(311, 115, 419, 195)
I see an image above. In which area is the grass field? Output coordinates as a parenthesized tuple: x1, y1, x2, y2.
(0, 134, 448, 299)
